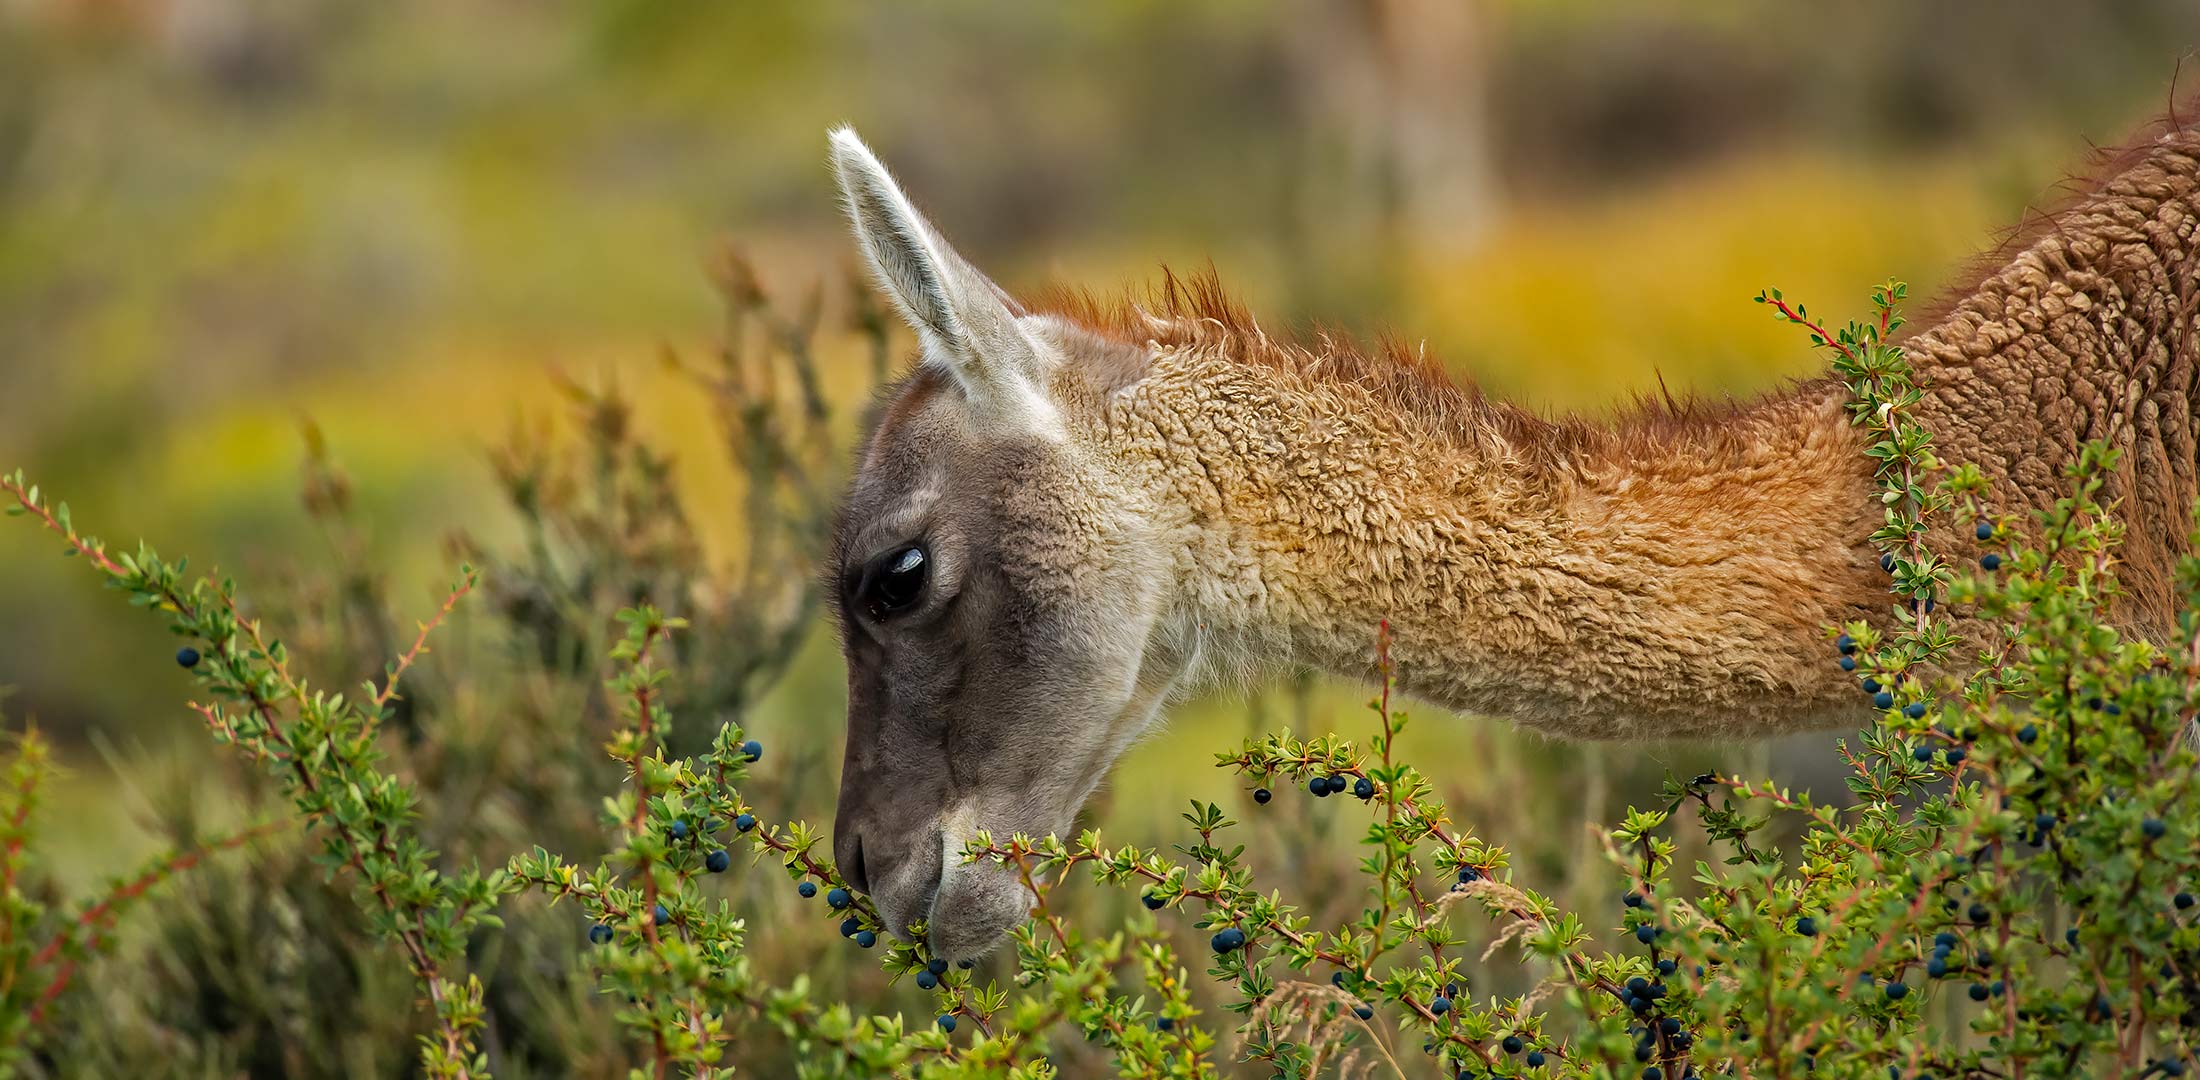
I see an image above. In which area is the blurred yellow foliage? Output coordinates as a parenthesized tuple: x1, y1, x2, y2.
(1407, 152, 2001, 411)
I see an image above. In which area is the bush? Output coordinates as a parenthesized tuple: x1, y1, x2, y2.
(2, 277, 2195, 1078)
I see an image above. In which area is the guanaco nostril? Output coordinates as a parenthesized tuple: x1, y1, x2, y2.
(845, 834, 870, 895)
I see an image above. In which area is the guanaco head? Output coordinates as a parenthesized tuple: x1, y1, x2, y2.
(824, 129, 1192, 958)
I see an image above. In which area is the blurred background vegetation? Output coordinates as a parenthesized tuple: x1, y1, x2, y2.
(3, 0, 2199, 1074)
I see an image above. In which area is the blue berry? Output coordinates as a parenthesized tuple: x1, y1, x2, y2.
(2144, 818, 2168, 839)
(937, 1014, 957, 1033)
(957, 958, 974, 969)
(1659, 1017, 1681, 1035)
(1353, 777, 1376, 800)
(915, 970, 938, 990)
(1656, 959, 1676, 975)
(840, 916, 860, 937)
(855, 930, 876, 948)
(1635, 924, 1657, 944)
(1156, 1016, 1176, 1031)
(1863, 677, 1882, 693)
(2035, 812, 2055, 830)
(1884, 981, 1909, 1000)
(1873, 691, 1895, 710)
(1431, 995, 1452, 1016)
(1142, 891, 1165, 910)
(928, 957, 948, 975)
(1458, 867, 1481, 884)
(827, 887, 851, 909)
(1310, 777, 1331, 797)
(1840, 656, 1857, 671)
(1795, 916, 1817, 937)
(1253, 787, 1272, 804)
(1976, 521, 1994, 541)
(798, 881, 817, 898)
(668, 820, 690, 841)
(653, 903, 671, 926)
(2160, 1059, 2186, 1078)
(1527, 1051, 1546, 1067)
(1926, 957, 1948, 978)
(705, 849, 730, 873)
(1836, 633, 1856, 655)
(1981, 553, 2002, 571)
(2067, 927, 2080, 946)
(1645, 1068, 1664, 1080)
(1968, 903, 1988, 923)
(1498, 1034, 1518, 1053)
(2177, 892, 2194, 910)
(1211, 927, 1246, 953)
(1880, 553, 1897, 572)
(1934, 931, 1957, 947)
(1945, 748, 1965, 764)
(1913, 746, 1933, 762)
(588, 922, 613, 945)
(740, 739, 763, 762)
(1904, 702, 1927, 719)
(175, 646, 200, 669)
(1353, 1004, 1373, 1020)
(1627, 976, 1649, 995)
(1331, 971, 1348, 987)
(2017, 724, 2038, 744)
(1623, 891, 1644, 908)
(1968, 982, 1989, 1001)
(734, 813, 756, 832)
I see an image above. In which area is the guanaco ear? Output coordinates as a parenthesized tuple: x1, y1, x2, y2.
(829, 127, 1052, 426)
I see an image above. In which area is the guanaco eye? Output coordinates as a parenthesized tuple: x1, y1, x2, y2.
(860, 545, 929, 620)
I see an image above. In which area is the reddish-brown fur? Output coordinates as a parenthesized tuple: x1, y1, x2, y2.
(1029, 96, 2200, 637)
(1029, 267, 1827, 471)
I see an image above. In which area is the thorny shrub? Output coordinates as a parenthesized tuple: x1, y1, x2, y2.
(1, 277, 2195, 1079)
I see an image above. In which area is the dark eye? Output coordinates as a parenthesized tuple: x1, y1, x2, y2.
(860, 545, 929, 619)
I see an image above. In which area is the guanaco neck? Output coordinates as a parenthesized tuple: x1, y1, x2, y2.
(1103, 343, 1887, 740)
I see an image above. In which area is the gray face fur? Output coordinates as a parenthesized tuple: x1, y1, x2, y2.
(824, 129, 1190, 958)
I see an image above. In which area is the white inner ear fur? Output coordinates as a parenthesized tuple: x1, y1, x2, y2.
(828, 126, 1062, 439)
